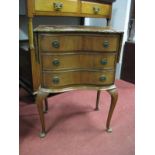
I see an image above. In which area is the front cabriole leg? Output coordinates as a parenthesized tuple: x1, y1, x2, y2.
(106, 88, 118, 133)
(35, 89, 49, 138)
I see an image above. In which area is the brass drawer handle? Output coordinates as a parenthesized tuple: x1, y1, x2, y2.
(103, 41, 109, 48)
(100, 59, 108, 65)
(52, 40, 60, 48)
(99, 76, 106, 82)
(52, 59, 60, 66)
(52, 76, 60, 84)
(53, 2, 63, 11)
(93, 6, 100, 14)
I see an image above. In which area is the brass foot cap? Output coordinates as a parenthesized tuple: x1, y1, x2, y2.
(39, 132, 46, 138)
(106, 128, 112, 133)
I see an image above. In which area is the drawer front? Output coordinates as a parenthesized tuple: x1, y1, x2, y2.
(41, 53, 116, 70)
(84, 35, 119, 51)
(39, 34, 83, 52)
(81, 1, 111, 16)
(42, 70, 114, 88)
(39, 34, 119, 52)
(34, 0, 78, 13)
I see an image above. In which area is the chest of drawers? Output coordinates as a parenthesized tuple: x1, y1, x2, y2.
(34, 25, 123, 137)
(34, 26, 122, 89)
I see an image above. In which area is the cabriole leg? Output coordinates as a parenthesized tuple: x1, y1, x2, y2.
(43, 98, 48, 113)
(106, 88, 118, 133)
(35, 90, 49, 138)
(95, 90, 101, 111)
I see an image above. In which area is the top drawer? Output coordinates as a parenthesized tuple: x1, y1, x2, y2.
(81, 1, 111, 16)
(38, 34, 120, 52)
(34, 0, 79, 13)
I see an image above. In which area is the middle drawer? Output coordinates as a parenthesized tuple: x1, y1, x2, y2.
(41, 53, 116, 70)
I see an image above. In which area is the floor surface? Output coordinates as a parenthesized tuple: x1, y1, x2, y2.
(19, 80, 135, 155)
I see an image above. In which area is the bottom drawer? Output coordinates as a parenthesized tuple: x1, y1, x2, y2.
(42, 70, 115, 88)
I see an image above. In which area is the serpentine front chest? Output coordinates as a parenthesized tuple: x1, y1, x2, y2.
(33, 25, 123, 137)
(34, 25, 122, 91)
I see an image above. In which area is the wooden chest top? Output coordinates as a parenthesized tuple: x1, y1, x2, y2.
(34, 25, 122, 34)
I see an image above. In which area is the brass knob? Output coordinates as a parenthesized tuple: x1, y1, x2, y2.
(52, 59, 60, 66)
(103, 41, 109, 48)
(53, 2, 63, 11)
(93, 6, 100, 14)
(99, 76, 106, 82)
(52, 40, 60, 48)
(100, 59, 108, 65)
(52, 76, 60, 84)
